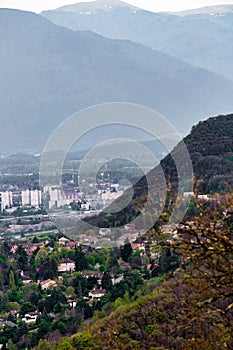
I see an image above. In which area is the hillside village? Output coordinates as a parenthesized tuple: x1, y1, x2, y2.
(0, 225, 177, 348)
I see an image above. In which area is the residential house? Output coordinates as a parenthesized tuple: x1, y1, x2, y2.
(112, 274, 124, 285)
(58, 237, 70, 246)
(21, 270, 32, 284)
(22, 312, 40, 324)
(58, 258, 75, 274)
(89, 288, 106, 299)
(67, 241, 79, 250)
(82, 271, 103, 285)
(82, 271, 103, 279)
(39, 279, 57, 290)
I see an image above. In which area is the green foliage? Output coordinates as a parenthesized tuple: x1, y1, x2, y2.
(72, 275, 86, 298)
(182, 115, 233, 193)
(35, 248, 48, 267)
(71, 332, 101, 349)
(37, 339, 57, 350)
(8, 288, 24, 303)
(106, 253, 118, 272)
(0, 294, 10, 313)
(74, 247, 88, 272)
(9, 269, 16, 289)
(110, 271, 143, 302)
(101, 272, 112, 290)
(86, 255, 95, 267)
(157, 247, 180, 275)
(36, 256, 58, 280)
(16, 246, 28, 270)
(7, 339, 17, 350)
(120, 241, 133, 262)
(57, 338, 75, 350)
(20, 301, 36, 316)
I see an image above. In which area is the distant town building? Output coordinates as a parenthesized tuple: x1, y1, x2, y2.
(21, 189, 42, 207)
(21, 189, 30, 206)
(30, 190, 42, 207)
(0, 191, 13, 211)
(43, 186, 79, 209)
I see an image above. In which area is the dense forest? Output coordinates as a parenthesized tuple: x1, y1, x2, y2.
(173, 113, 233, 193)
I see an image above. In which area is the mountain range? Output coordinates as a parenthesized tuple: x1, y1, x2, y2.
(1, 7, 233, 154)
(42, 1, 233, 79)
(55, 0, 139, 12)
(173, 4, 233, 16)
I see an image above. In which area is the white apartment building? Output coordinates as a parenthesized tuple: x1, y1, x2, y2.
(21, 189, 42, 207)
(30, 190, 42, 207)
(44, 186, 79, 209)
(0, 191, 13, 211)
(21, 189, 30, 206)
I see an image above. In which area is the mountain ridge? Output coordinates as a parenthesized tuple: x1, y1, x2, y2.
(42, 2, 233, 80)
(171, 4, 233, 16)
(1, 9, 233, 153)
(55, 0, 139, 12)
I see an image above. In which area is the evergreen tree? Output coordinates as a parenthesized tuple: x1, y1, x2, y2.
(49, 257, 58, 278)
(74, 246, 88, 272)
(72, 275, 86, 297)
(158, 247, 180, 274)
(101, 272, 112, 290)
(35, 248, 48, 267)
(20, 301, 36, 316)
(120, 240, 132, 262)
(16, 246, 28, 270)
(0, 294, 9, 313)
(9, 269, 16, 289)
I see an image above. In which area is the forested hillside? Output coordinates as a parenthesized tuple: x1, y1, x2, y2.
(184, 114, 233, 193)
(34, 191, 233, 349)
(86, 113, 233, 230)
(162, 113, 233, 193)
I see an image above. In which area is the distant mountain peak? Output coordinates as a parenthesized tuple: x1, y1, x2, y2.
(172, 4, 233, 16)
(54, 0, 139, 13)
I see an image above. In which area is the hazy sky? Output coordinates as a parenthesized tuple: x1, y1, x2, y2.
(0, 0, 233, 13)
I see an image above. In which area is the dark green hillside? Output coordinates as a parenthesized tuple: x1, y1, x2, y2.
(86, 114, 233, 229)
(161, 113, 233, 194)
(184, 114, 233, 193)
